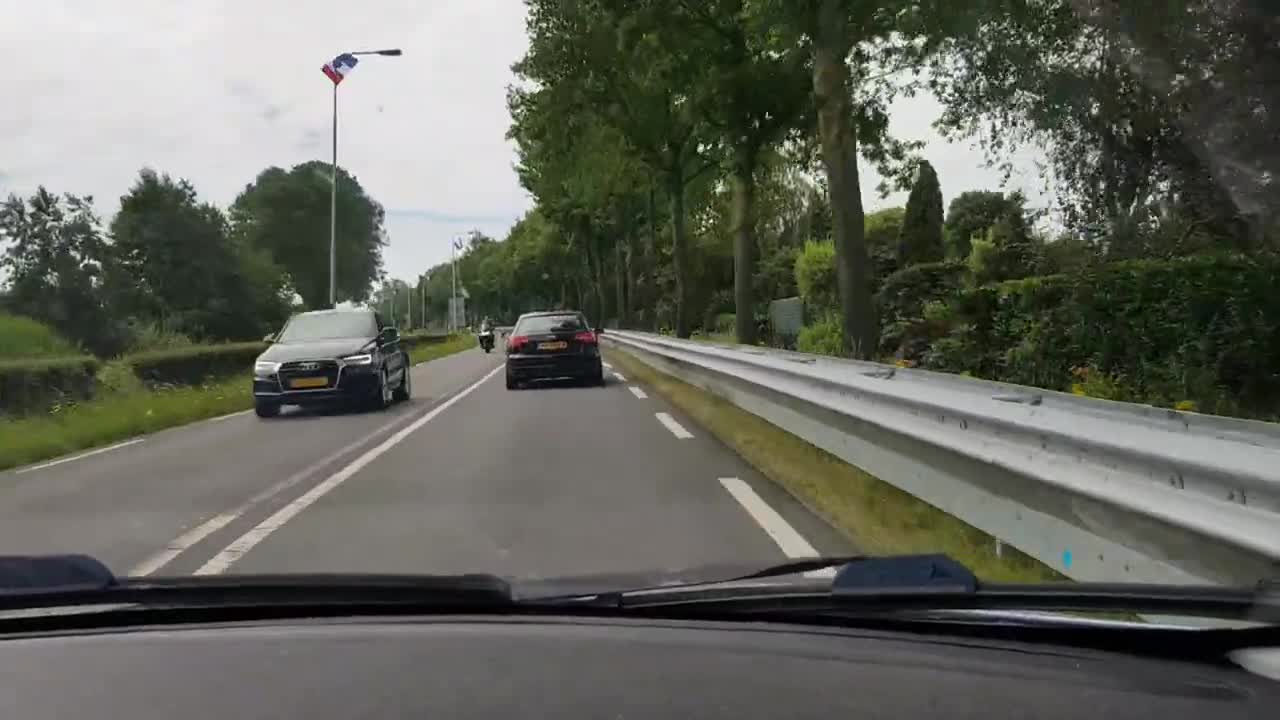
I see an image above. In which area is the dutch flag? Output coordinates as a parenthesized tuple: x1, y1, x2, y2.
(322, 53, 359, 85)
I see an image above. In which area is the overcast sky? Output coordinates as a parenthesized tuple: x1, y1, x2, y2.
(3, 1, 1046, 284)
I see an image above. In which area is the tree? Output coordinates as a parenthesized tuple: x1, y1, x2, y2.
(897, 160, 944, 265)
(516, 0, 717, 337)
(944, 190, 1022, 259)
(108, 169, 290, 340)
(864, 206, 905, 287)
(0, 189, 124, 355)
(231, 161, 386, 309)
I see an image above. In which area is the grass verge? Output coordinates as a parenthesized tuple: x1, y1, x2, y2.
(606, 347, 1063, 584)
(0, 375, 251, 472)
(1, 336, 481, 473)
(408, 333, 477, 365)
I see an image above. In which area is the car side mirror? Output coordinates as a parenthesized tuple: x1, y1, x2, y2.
(594, 327, 605, 335)
(263, 333, 276, 343)
(379, 327, 399, 344)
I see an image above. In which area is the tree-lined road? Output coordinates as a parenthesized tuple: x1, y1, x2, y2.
(0, 349, 848, 581)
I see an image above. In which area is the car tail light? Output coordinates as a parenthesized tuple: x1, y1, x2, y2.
(508, 335, 529, 351)
(574, 331, 597, 345)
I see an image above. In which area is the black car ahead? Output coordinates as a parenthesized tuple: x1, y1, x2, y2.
(252, 308, 411, 418)
(505, 310, 604, 389)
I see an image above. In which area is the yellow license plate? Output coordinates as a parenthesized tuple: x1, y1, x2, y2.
(289, 376, 328, 389)
(538, 341, 568, 350)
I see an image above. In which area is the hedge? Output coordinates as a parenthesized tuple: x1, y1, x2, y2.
(400, 332, 449, 350)
(874, 260, 968, 360)
(0, 355, 100, 417)
(924, 254, 1280, 419)
(127, 342, 267, 388)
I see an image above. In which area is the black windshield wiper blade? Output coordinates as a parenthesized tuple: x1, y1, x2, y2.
(587, 555, 1279, 623)
(0, 554, 514, 612)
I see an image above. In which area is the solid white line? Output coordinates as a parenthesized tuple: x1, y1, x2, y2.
(612, 372, 627, 382)
(602, 362, 613, 369)
(128, 512, 240, 576)
(628, 386, 648, 400)
(210, 410, 251, 423)
(14, 438, 146, 474)
(655, 412, 693, 439)
(719, 477, 835, 579)
(194, 363, 504, 575)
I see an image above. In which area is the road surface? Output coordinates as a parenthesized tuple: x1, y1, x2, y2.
(0, 347, 849, 582)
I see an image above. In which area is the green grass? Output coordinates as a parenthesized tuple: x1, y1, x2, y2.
(407, 333, 477, 365)
(0, 312, 78, 359)
(0, 335, 482, 473)
(0, 375, 252, 472)
(606, 348, 1063, 584)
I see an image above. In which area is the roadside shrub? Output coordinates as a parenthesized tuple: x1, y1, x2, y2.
(795, 240, 838, 317)
(0, 355, 99, 416)
(0, 312, 78, 359)
(797, 315, 845, 356)
(874, 260, 967, 360)
(400, 332, 449, 350)
(126, 342, 266, 387)
(924, 255, 1280, 419)
(125, 321, 195, 353)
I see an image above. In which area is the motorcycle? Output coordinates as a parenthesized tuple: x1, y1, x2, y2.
(478, 329, 494, 353)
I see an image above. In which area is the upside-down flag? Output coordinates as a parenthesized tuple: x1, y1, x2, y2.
(321, 53, 359, 85)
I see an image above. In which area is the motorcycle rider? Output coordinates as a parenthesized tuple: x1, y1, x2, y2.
(479, 316, 494, 351)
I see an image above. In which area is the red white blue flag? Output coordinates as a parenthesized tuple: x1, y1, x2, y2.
(321, 53, 359, 85)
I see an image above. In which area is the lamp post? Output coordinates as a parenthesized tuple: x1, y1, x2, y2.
(324, 48, 402, 308)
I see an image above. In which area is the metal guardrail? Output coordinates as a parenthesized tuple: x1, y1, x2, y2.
(603, 330, 1280, 587)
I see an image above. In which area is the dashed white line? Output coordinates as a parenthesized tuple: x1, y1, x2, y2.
(193, 363, 504, 575)
(655, 412, 693, 439)
(129, 512, 241, 576)
(612, 372, 627, 382)
(628, 386, 648, 400)
(719, 477, 835, 579)
(14, 438, 146, 475)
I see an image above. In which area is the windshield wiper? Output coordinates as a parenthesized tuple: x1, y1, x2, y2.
(0, 555, 514, 612)
(556, 555, 1280, 624)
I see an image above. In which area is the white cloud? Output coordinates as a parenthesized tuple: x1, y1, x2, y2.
(3, 1, 1045, 284)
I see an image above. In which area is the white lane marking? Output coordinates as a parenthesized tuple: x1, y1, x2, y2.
(602, 362, 613, 369)
(719, 477, 835, 579)
(130, 372, 488, 576)
(655, 412, 693, 439)
(14, 438, 146, 475)
(210, 410, 251, 423)
(612, 372, 627, 382)
(628, 386, 648, 400)
(194, 364, 504, 575)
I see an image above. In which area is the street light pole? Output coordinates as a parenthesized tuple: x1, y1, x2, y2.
(326, 48, 402, 308)
(450, 241, 458, 333)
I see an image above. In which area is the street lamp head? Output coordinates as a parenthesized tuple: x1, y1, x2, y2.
(376, 49, 403, 56)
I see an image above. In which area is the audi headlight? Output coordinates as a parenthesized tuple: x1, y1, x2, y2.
(340, 353, 373, 366)
(254, 360, 280, 375)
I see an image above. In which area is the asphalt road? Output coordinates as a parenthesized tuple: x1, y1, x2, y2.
(0, 346, 850, 583)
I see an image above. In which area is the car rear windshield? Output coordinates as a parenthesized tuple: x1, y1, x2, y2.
(277, 312, 377, 342)
(516, 314, 586, 334)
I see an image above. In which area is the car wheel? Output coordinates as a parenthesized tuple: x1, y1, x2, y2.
(594, 363, 606, 387)
(254, 399, 280, 418)
(392, 365, 411, 403)
(505, 368, 517, 390)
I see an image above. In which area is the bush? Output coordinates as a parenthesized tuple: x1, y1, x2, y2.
(400, 332, 449, 350)
(125, 321, 195, 353)
(0, 355, 100, 416)
(924, 255, 1280, 419)
(126, 342, 266, 387)
(795, 240, 838, 317)
(0, 312, 78, 359)
(797, 315, 845, 356)
(874, 260, 968, 360)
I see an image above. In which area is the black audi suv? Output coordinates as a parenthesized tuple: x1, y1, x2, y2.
(252, 308, 411, 418)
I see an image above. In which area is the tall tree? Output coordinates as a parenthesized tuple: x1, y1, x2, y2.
(943, 190, 1021, 259)
(897, 160, 945, 265)
(231, 161, 386, 309)
(0, 189, 123, 355)
(109, 169, 290, 340)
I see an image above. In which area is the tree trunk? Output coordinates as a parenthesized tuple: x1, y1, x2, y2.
(615, 230, 628, 329)
(730, 143, 758, 345)
(646, 181, 659, 330)
(813, 0, 877, 358)
(666, 167, 691, 338)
